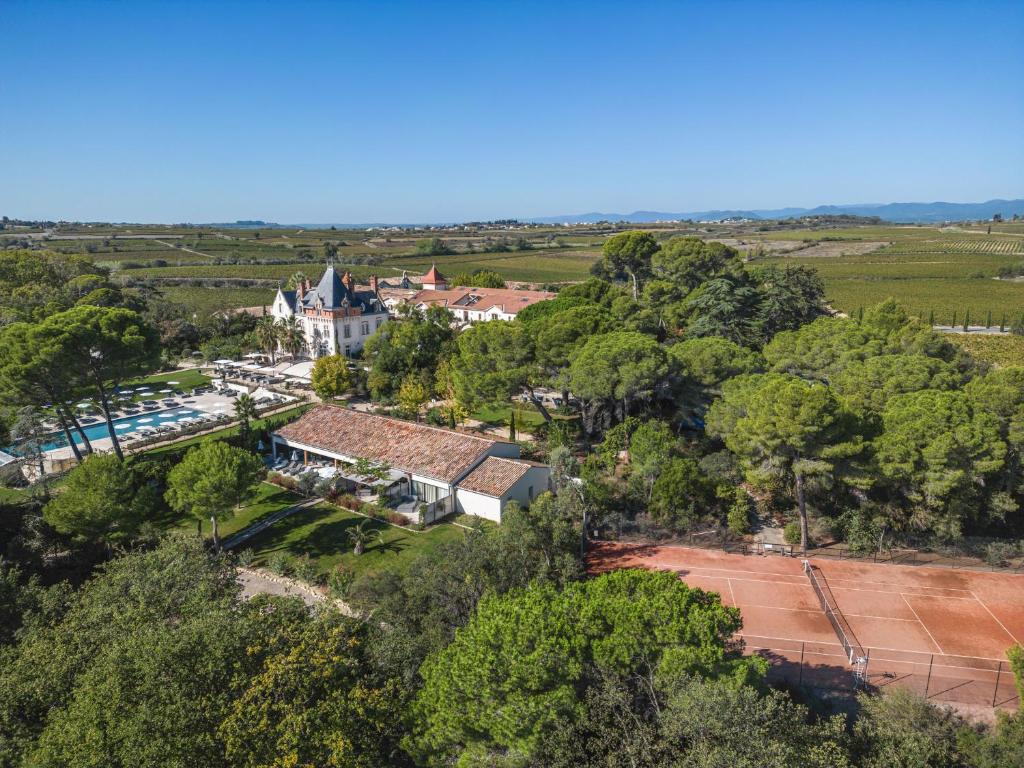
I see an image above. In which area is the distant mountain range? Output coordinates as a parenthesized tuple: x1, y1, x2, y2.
(525, 199, 1024, 225)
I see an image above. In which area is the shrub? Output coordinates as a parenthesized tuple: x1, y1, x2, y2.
(359, 502, 382, 519)
(327, 563, 355, 598)
(726, 489, 751, 535)
(336, 494, 360, 511)
(296, 471, 319, 497)
(235, 548, 255, 568)
(267, 551, 292, 577)
(267, 471, 298, 491)
(1008, 644, 1024, 703)
(985, 541, 1017, 568)
(783, 521, 801, 546)
(291, 553, 319, 583)
(386, 511, 410, 527)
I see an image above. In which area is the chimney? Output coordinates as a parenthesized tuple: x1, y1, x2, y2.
(296, 281, 304, 301)
(341, 270, 353, 290)
(369, 275, 379, 295)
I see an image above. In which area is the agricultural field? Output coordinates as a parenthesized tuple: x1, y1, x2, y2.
(156, 285, 274, 314)
(949, 333, 1024, 368)
(10, 220, 1024, 322)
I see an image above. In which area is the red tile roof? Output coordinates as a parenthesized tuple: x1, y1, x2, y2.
(423, 264, 446, 283)
(412, 286, 555, 316)
(275, 405, 503, 483)
(457, 456, 539, 497)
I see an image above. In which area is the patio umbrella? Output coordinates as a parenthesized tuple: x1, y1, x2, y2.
(291, 450, 300, 461)
(159, 389, 173, 394)
(257, 440, 265, 451)
(167, 381, 179, 385)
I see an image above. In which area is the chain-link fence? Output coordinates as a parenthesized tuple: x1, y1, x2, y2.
(741, 634, 1020, 710)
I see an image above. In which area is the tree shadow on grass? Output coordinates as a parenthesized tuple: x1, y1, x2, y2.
(250, 509, 411, 561)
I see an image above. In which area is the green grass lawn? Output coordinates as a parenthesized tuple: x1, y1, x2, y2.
(122, 368, 211, 391)
(168, 481, 302, 538)
(244, 502, 465, 578)
(470, 402, 549, 429)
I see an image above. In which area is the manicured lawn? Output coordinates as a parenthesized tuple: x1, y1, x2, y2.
(470, 402, 576, 430)
(169, 481, 302, 538)
(124, 369, 211, 390)
(245, 502, 466, 578)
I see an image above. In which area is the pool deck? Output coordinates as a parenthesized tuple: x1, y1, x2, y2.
(45, 390, 243, 462)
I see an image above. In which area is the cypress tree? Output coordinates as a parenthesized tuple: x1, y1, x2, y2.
(987, 309, 992, 328)
(963, 309, 970, 332)
(928, 309, 935, 326)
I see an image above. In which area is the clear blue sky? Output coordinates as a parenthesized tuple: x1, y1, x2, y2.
(3, 0, 1022, 223)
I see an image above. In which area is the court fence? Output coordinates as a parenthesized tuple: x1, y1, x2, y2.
(645, 529, 1024, 574)
(739, 633, 1020, 711)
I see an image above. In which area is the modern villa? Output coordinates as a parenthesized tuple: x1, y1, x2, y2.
(271, 404, 549, 523)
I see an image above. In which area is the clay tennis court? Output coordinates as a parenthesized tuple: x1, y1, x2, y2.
(589, 542, 1024, 709)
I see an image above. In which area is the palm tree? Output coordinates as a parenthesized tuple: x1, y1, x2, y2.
(347, 519, 382, 555)
(254, 317, 279, 365)
(278, 316, 306, 360)
(234, 393, 258, 449)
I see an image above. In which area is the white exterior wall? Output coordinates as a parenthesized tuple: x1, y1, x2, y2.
(272, 290, 295, 318)
(503, 466, 550, 508)
(454, 465, 550, 524)
(454, 488, 504, 523)
(271, 292, 388, 358)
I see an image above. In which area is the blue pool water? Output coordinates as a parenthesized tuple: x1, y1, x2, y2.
(40, 407, 209, 452)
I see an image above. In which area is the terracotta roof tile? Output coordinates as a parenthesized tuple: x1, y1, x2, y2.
(412, 286, 555, 316)
(457, 456, 536, 497)
(275, 405, 500, 483)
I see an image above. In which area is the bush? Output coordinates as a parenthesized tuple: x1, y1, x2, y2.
(783, 521, 801, 546)
(386, 511, 410, 526)
(985, 541, 1018, 568)
(267, 471, 298, 491)
(336, 494, 360, 511)
(267, 551, 292, 577)
(291, 553, 319, 583)
(235, 548, 255, 568)
(296, 471, 319, 497)
(359, 502, 383, 519)
(726, 489, 751, 535)
(327, 563, 355, 598)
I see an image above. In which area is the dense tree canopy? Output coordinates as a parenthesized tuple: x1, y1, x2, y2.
(412, 569, 760, 765)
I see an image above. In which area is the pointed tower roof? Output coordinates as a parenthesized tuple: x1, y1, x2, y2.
(314, 265, 347, 307)
(423, 264, 445, 283)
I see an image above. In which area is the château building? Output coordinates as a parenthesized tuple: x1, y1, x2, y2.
(270, 265, 389, 358)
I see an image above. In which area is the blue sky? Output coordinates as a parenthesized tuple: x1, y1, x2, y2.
(2, 0, 1022, 223)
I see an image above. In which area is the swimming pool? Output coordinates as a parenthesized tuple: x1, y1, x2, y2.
(39, 407, 210, 452)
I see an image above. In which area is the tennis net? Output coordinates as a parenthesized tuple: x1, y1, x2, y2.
(804, 560, 864, 666)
